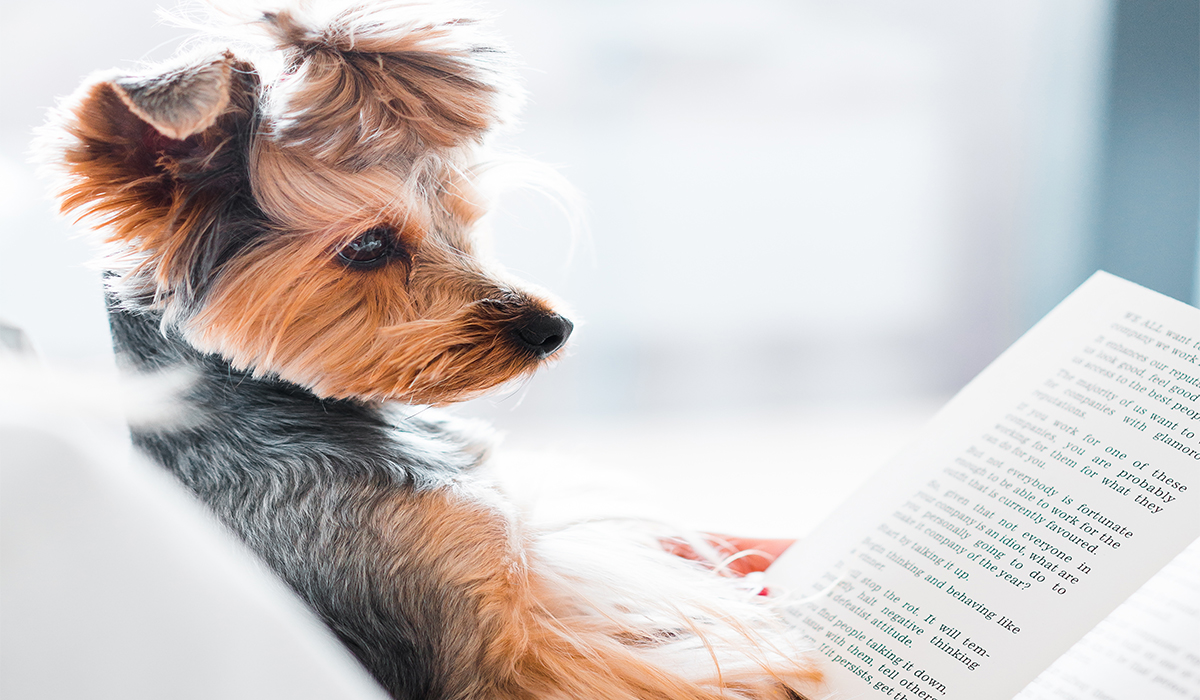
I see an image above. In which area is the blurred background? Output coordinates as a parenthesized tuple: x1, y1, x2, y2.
(1, 0, 1198, 533)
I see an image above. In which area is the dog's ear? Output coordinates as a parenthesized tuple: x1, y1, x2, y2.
(42, 50, 261, 309)
(259, 5, 519, 169)
(107, 51, 236, 141)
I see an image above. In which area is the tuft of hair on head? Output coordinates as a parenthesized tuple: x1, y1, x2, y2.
(252, 0, 523, 170)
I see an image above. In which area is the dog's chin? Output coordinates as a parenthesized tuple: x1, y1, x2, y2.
(214, 334, 563, 406)
(373, 342, 566, 406)
(388, 371, 536, 407)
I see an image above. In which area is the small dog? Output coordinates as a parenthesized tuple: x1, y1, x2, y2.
(40, 3, 819, 698)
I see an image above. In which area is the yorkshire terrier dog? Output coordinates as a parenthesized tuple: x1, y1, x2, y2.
(40, 3, 819, 698)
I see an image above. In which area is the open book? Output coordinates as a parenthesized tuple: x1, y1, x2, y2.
(766, 271, 1200, 700)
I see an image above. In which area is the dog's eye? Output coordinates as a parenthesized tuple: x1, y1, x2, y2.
(337, 227, 395, 269)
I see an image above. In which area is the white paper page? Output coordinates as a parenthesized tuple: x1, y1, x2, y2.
(1015, 537, 1200, 700)
(766, 272, 1200, 700)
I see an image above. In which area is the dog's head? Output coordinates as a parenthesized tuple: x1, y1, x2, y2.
(41, 2, 572, 404)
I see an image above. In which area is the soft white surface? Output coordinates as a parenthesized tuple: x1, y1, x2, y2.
(490, 401, 942, 538)
(0, 371, 390, 700)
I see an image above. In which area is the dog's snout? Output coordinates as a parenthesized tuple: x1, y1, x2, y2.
(512, 313, 573, 357)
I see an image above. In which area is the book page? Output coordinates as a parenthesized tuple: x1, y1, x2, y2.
(766, 272, 1200, 700)
(1015, 538, 1200, 700)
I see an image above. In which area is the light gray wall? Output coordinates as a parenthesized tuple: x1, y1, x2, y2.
(1089, 0, 1199, 305)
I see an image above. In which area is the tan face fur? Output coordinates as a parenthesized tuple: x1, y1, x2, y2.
(42, 3, 571, 404)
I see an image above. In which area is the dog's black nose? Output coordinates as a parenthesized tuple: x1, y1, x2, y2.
(512, 313, 573, 357)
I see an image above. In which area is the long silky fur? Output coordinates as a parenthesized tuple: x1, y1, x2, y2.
(37, 2, 821, 698)
(256, 0, 522, 169)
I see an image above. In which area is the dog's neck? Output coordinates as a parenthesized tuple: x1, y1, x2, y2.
(103, 294, 492, 503)
(105, 293, 361, 407)
(105, 294, 202, 375)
